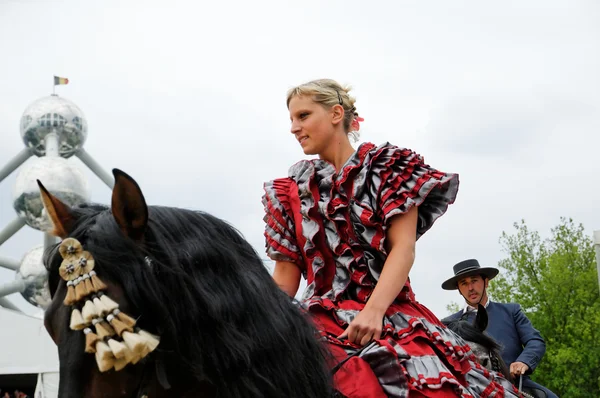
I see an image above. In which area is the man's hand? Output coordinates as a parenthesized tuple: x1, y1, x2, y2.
(510, 361, 529, 377)
(338, 307, 384, 346)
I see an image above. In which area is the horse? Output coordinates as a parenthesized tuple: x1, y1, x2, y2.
(39, 169, 336, 398)
(442, 306, 547, 398)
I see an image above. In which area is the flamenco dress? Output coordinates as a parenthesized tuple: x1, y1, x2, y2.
(263, 142, 520, 397)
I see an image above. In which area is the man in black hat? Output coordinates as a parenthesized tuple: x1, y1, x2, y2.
(442, 259, 557, 397)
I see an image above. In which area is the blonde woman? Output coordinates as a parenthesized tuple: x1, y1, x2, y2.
(262, 79, 520, 397)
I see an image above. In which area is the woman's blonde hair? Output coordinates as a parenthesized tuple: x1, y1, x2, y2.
(286, 79, 360, 138)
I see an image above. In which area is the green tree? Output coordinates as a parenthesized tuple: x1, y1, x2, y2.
(489, 218, 600, 397)
(446, 301, 460, 315)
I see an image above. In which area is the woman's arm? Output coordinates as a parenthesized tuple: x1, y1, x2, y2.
(339, 206, 418, 345)
(273, 260, 302, 297)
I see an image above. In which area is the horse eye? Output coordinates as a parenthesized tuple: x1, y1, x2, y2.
(482, 358, 489, 367)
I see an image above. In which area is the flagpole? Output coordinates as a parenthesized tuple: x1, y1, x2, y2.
(52, 76, 55, 95)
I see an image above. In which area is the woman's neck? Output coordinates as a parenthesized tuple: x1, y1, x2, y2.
(319, 137, 356, 172)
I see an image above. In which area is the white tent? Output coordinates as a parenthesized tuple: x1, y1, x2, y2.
(0, 306, 59, 397)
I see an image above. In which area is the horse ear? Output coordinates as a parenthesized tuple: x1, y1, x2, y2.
(111, 169, 148, 241)
(473, 304, 488, 332)
(37, 180, 77, 239)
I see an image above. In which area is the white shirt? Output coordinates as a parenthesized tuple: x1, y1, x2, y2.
(462, 299, 490, 314)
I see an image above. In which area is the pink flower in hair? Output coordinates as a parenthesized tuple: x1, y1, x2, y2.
(351, 116, 364, 131)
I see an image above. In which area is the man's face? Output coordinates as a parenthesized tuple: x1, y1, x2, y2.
(457, 275, 488, 306)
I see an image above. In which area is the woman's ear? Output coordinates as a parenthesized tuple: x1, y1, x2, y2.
(330, 104, 345, 126)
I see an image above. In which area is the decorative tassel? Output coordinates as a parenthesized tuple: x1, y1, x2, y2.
(122, 331, 146, 354)
(75, 278, 87, 301)
(93, 297, 108, 316)
(130, 352, 142, 365)
(138, 329, 160, 355)
(95, 353, 115, 373)
(64, 283, 77, 306)
(107, 338, 128, 359)
(95, 320, 116, 339)
(69, 308, 87, 331)
(122, 344, 135, 363)
(107, 314, 133, 336)
(84, 328, 100, 353)
(114, 310, 137, 329)
(99, 294, 119, 313)
(82, 300, 99, 322)
(113, 356, 129, 372)
(95, 341, 113, 360)
(84, 277, 94, 295)
(95, 341, 115, 373)
(90, 271, 107, 292)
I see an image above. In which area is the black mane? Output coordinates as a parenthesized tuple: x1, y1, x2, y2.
(45, 203, 333, 397)
(443, 317, 501, 353)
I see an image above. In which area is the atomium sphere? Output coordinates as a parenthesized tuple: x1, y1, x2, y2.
(20, 95, 88, 158)
(12, 156, 90, 231)
(15, 245, 51, 309)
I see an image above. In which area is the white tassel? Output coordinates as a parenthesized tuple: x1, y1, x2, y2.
(138, 329, 160, 356)
(95, 341, 116, 373)
(113, 356, 129, 371)
(107, 338, 128, 359)
(95, 341, 113, 361)
(121, 344, 135, 363)
(93, 296, 109, 316)
(100, 295, 120, 313)
(130, 352, 142, 365)
(82, 300, 99, 322)
(122, 331, 145, 355)
(69, 308, 87, 330)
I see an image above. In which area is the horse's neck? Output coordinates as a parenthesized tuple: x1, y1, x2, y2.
(147, 374, 213, 398)
(154, 383, 213, 398)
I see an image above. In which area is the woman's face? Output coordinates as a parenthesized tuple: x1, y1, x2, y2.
(288, 95, 339, 156)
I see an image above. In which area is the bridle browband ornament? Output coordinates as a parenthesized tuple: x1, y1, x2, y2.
(58, 237, 160, 373)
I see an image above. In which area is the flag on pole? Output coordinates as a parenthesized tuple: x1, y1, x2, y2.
(54, 76, 69, 85)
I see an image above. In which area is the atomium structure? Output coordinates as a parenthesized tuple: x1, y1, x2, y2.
(0, 90, 114, 312)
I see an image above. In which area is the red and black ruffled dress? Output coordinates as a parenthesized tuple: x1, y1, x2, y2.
(263, 142, 520, 397)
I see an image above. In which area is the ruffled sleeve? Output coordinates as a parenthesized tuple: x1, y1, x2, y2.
(262, 178, 303, 267)
(366, 143, 459, 240)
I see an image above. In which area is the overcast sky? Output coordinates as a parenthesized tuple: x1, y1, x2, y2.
(1, 0, 598, 318)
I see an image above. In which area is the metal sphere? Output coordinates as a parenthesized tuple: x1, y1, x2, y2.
(15, 245, 51, 309)
(12, 156, 90, 231)
(20, 95, 88, 158)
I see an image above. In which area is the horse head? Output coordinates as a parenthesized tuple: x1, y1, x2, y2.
(40, 169, 333, 398)
(443, 305, 514, 384)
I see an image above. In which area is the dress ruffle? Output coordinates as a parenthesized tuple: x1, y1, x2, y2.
(263, 142, 459, 304)
(262, 178, 302, 265)
(262, 142, 519, 397)
(313, 299, 518, 397)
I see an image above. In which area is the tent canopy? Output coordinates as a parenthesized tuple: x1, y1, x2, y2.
(0, 306, 59, 375)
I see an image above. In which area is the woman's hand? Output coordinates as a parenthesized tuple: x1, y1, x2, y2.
(337, 207, 419, 346)
(338, 307, 385, 346)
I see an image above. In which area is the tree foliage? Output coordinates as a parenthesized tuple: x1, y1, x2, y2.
(446, 301, 460, 314)
(489, 218, 600, 397)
